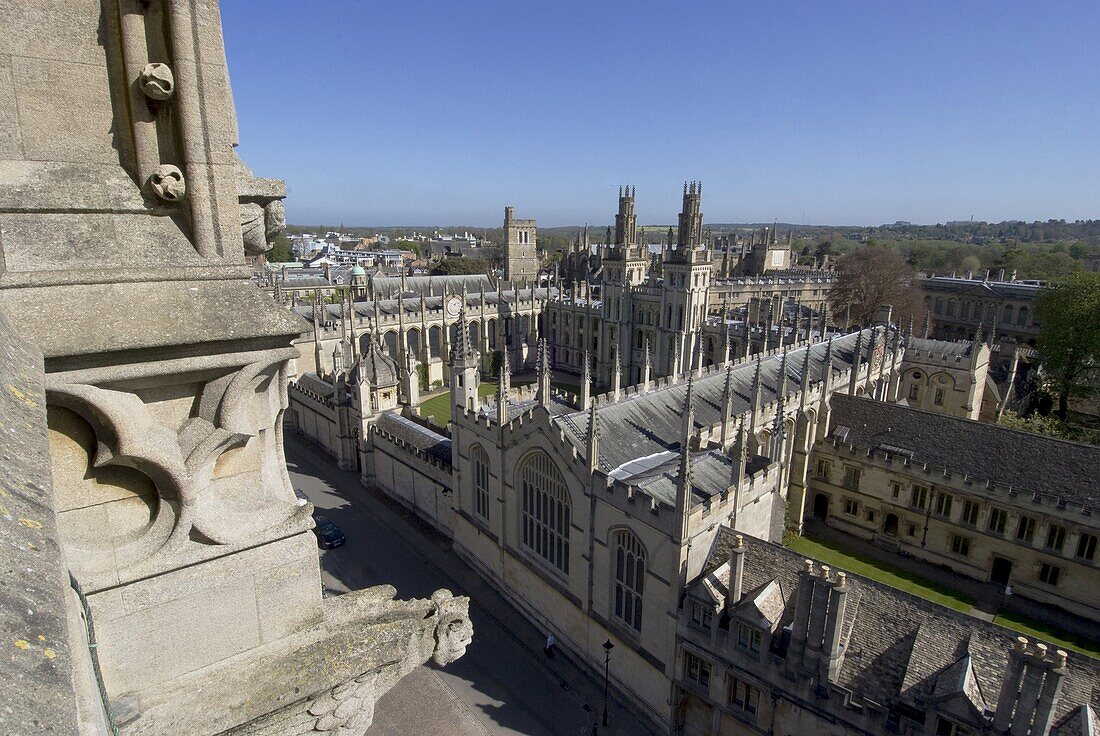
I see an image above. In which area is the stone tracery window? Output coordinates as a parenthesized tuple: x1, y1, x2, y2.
(519, 451, 570, 574)
(471, 444, 490, 521)
(612, 529, 645, 632)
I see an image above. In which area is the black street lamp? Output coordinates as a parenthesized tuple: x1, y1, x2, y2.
(602, 639, 614, 727)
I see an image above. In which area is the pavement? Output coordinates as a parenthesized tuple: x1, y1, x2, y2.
(285, 434, 663, 736)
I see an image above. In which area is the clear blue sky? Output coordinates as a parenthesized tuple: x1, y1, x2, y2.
(222, 1, 1100, 228)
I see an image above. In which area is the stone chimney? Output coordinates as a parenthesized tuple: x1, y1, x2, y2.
(785, 559, 817, 678)
(995, 638, 1070, 736)
(819, 571, 849, 683)
(726, 535, 746, 614)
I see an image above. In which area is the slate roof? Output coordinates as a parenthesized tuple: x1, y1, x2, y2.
(828, 394, 1100, 508)
(1052, 704, 1099, 736)
(374, 413, 452, 464)
(922, 276, 1043, 301)
(366, 274, 494, 296)
(555, 330, 872, 473)
(700, 527, 1100, 725)
(354, 340, 398, 387)
(296, 288, 555, 325)
(906, 336, 974, 357)
(296, 372, 334, 399)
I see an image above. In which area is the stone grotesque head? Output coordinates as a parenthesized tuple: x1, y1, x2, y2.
(236, 155, 287, 256)
(430, 589, 473, 666)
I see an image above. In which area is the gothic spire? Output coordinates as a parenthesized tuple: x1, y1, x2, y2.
(612, 341, 622, 401)
(586, 401, 600, 473)
(678, 375, 696, 497)
(451, 309, 478, 365)
(496, 355, 509, 425)
(777, 346, 789, 406)
(800, 344, 813, 406)
(721, 362, 735, 448)
(730, 418, 747, 491)
(580, 349, 592, 409)
(348, 290, 359, 362)
(536, 338, 552, 408)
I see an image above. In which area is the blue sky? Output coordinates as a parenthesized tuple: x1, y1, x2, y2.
(222, 1, 1100, 227)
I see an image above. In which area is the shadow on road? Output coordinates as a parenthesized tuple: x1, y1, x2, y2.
(284, 434, 651, 736)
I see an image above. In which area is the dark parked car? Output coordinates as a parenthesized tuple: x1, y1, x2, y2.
(312, 515, 345, 549)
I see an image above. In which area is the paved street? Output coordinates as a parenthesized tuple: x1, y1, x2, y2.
(284, 434, 663, 736)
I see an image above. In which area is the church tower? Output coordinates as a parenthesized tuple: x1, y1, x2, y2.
(598, 186, 648, 385)
(676, 181, 704, 249)
(614, 185, 637, 247)
(503, 206, 539, 285)
(659, 182, 712, 377)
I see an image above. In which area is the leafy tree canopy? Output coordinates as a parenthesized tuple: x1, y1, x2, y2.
(431, 258, 491, 276)
(828, 247, 926, 328)
(1036, 273, 1100, 420)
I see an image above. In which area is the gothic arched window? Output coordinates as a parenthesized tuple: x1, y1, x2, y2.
(520, 451, 571, 574)
(612, 529, 646, 632)
(471, 444, 490, 521)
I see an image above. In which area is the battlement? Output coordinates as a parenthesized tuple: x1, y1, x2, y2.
(821, 437, 1094, 522)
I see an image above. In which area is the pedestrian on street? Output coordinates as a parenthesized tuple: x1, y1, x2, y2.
(545, 633, 556, 659)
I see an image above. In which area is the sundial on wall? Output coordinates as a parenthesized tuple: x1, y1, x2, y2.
(446, 295, 463, 317)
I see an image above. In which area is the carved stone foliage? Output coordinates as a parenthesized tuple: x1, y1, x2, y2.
(45, 355, 310, 586)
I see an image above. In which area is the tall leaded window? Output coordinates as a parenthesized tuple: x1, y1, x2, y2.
(612, 529, 646, 632)
(520, 451, 570, 574)
(471, 444, 490, 521)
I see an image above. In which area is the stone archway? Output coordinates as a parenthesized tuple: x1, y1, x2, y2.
(813, 493, 829, 520)
(884, 513, 899, 537)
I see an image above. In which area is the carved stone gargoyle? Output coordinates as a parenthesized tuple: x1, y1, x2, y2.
(120, 586, 473, 736)
(237, 155, 287, 256)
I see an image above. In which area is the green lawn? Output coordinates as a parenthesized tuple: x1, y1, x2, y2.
(993, 611, 1100, 659)
(785, 532, 1100, 658)
(418, 377, 582, 424)
(783, 533, 975, 612)
(419, 382, 498, 424)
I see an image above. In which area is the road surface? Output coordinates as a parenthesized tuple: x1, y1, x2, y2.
(285, 434, 662, 736)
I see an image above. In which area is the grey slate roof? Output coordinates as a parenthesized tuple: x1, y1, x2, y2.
(556, 330, 872, 473)
(367, 274, 494, 296)
(1052, 705, 1099, 736)
(374, 413, 452, 464)
(296, 288, 555, 325)
(701, 527, 1100, 725)
(906, 336, 974, 357)
(295, 372, 334, 399)
(828, 394, 1100, 508)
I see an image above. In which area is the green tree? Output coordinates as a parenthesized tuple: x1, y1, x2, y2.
(431, 258, 490, 275)
(828, 247, 926, 328)
(268, 232, 294, 263)
(1035, 273, 1100, 420)
(393, 239, 422, 257)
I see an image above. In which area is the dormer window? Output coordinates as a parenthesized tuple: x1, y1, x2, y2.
(935, 716, 974, 736)
(736, 622, 762, 653)
(690, 601, 713, 628)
